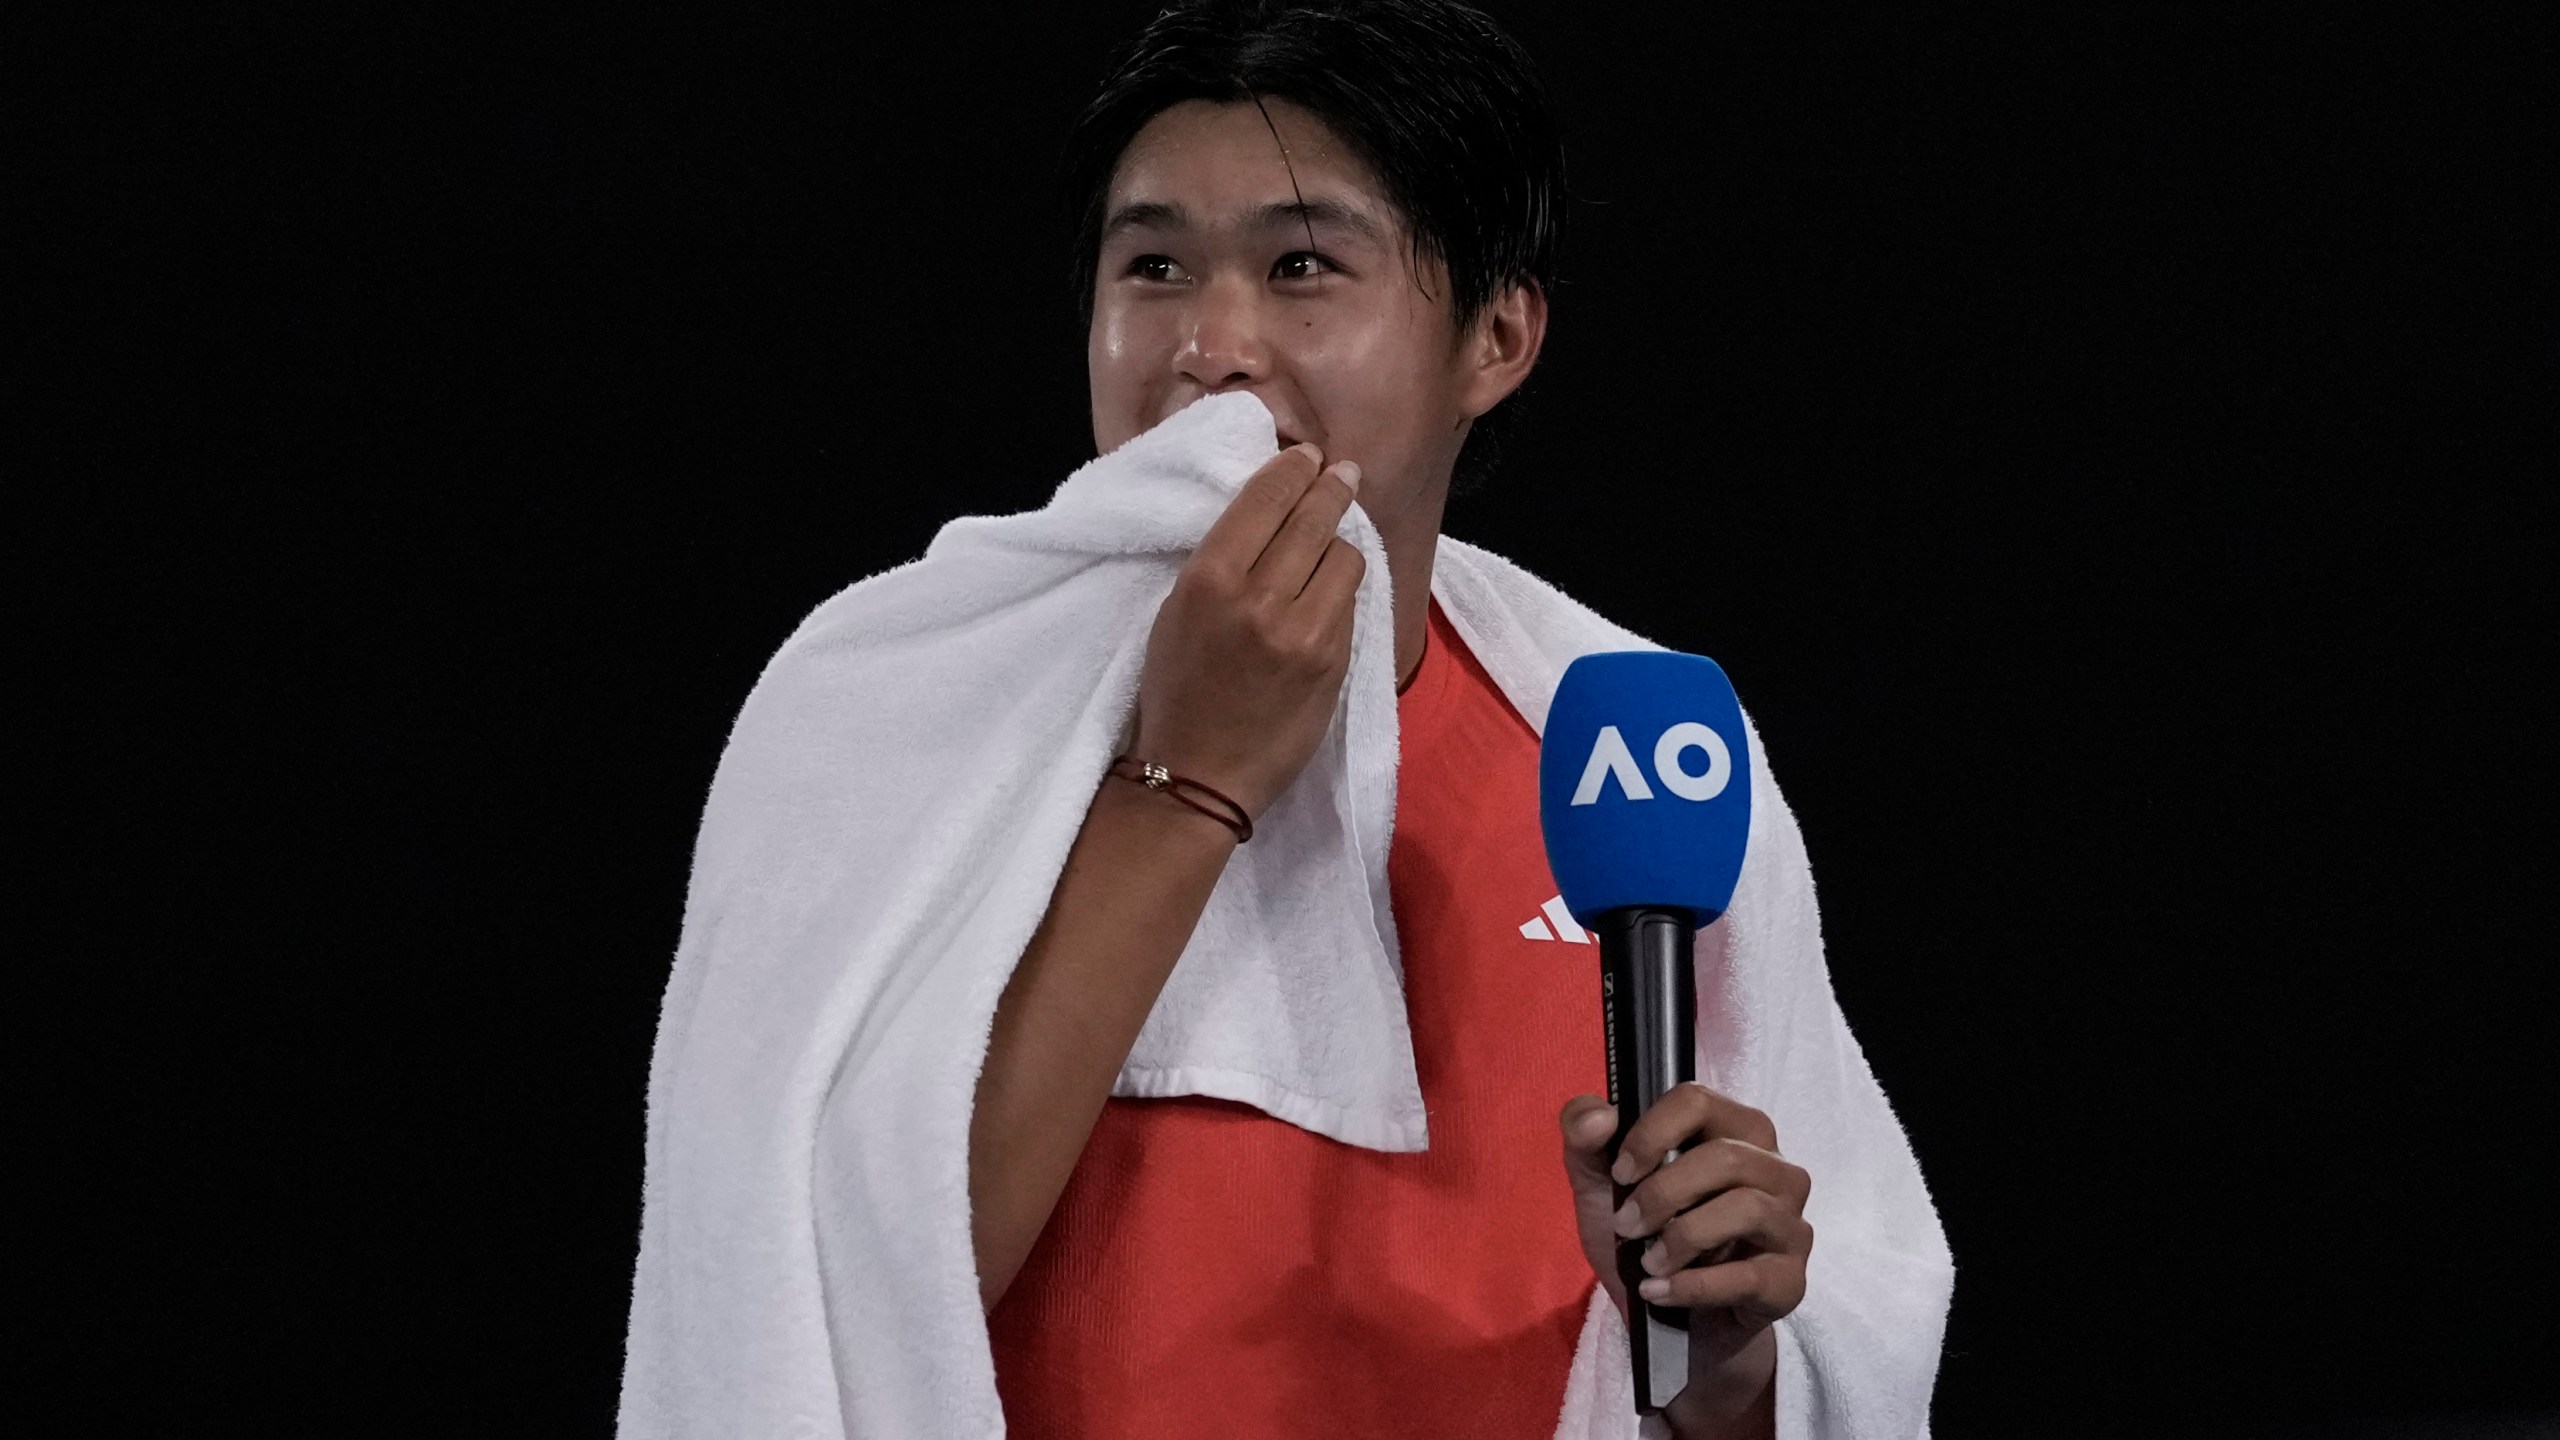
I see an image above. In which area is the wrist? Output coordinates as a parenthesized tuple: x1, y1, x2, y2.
(1107, 752, 1255, 843)
(1663, 1329, 1776, 1440)
(1095, 761, 1246, 850)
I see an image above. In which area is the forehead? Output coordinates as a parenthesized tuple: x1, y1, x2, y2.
(1106, 98, 1401, 239)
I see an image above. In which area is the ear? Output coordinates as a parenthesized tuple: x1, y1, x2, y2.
(1457, 277, 1549, 421)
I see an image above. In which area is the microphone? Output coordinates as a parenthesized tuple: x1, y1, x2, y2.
(1538, 651, 1753, 1415)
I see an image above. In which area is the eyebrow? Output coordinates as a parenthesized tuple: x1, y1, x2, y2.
(1101, 197, 1389, 247)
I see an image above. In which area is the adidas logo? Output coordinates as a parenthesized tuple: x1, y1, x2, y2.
(1518, 895, 1592, 945)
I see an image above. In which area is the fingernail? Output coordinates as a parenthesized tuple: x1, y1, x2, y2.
(1580, 1111, 1614, 1142)
(1641, 1242, 1669, 1275)
(1611, 1198, 1642, 1237)
(1610, 1154, 1637, 1186)
(1638, 1278, 1671, 1303)
(1335, 461, 1362, 492)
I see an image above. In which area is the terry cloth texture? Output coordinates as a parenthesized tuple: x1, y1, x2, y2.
(616, 390, 1956, 1439)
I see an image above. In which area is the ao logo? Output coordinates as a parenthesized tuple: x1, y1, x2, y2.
(1568, 722, 1734, 806)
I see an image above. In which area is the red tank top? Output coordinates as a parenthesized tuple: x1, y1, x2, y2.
(988, 601, 1610, 1436)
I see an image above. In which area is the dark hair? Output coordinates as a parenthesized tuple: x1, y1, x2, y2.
(1060, 0, 1566, 492)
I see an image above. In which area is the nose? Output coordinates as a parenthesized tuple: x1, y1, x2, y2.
(1174, 278, 1270, 392)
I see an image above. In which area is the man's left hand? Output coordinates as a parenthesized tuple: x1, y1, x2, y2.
(1558, 1082, 1813, 1436)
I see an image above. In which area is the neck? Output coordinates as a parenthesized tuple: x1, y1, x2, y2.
(1371, 482, 1449, 692)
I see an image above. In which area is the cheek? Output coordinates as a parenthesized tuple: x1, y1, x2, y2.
(1279, 313, 1448, 454)
(1086, 306, 1160, 453)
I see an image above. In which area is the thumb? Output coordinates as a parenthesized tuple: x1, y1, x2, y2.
(1558, 1094, 1621, 1201)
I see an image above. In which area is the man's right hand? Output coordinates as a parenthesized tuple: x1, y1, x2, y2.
(1128, 443, 1366, 822)
(970, 443, 1365, 1309)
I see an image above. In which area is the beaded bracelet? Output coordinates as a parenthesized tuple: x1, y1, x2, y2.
(1107, 755, 1254, 844)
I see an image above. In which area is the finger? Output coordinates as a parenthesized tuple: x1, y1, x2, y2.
(1293, 535, 1365, 617)
(1612, 1135, 1808, 1239)
(1635, 1251, 1806, 1319)
(1557, 1094, 1621, 1199)
(1558, 1095, 1624, 1246)
(1195, 443, 1325, 578)
(1639, 1188, 1812, 1277)
(1609, 1080, 1778, 1187)
(1249, 461, 1361, 593)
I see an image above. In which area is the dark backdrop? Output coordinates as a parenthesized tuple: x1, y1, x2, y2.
(32, 4, 2552, 1435)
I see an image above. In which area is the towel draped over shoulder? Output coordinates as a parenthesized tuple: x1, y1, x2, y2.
(616, 392, 1955, 1439)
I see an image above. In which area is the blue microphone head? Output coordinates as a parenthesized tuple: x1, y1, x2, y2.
(1538, 651, 1753, 927)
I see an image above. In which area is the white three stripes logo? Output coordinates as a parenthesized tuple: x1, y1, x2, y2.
(1519, 895, 1591, 945)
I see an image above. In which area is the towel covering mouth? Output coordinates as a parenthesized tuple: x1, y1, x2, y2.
(1043, 390, 1431, 1151)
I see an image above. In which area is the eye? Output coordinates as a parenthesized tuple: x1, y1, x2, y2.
(1126, 254, 1188, 283)
(1273, 251, 1337, 282)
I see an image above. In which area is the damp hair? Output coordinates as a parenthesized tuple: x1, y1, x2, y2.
(1058, 0, 1567, 493)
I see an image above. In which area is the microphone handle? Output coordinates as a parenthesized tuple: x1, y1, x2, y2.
(1596, 904, 1697, 1416)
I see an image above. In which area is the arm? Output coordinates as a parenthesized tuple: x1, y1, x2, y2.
(968, 775, 1238, 1309)
(968, 443, 1367, 1312)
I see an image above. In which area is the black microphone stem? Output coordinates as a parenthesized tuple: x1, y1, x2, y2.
(1596, 904, 1697, 1415)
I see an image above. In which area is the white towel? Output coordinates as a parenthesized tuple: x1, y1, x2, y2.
(617, 390, 1955, 1439)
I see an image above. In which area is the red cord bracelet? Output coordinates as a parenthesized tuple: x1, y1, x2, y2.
(1108, 755, 1254, 844)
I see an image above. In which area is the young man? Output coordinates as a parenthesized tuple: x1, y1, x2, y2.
(620, 4, 1949, 1437)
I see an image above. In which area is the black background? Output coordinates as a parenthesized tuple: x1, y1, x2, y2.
(30, 3, 2554, 1435)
